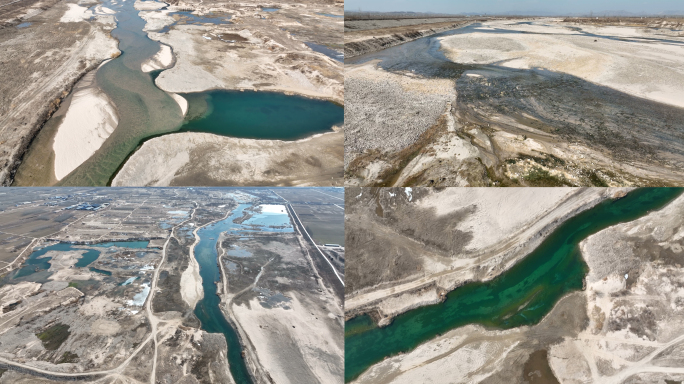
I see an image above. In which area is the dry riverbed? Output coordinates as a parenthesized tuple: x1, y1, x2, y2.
(345, 18, 684, 187)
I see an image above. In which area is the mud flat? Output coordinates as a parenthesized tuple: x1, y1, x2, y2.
(344, 187, 631, 323)
(112, 130, 343, 186)
(0, 0, 118, 185)
(345, 18, 684, 187)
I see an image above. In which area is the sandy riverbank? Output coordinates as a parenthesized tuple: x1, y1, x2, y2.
(345, 187, 631, 323)
(52, 71, 119, 181)
(180, 224, 204, 309)
(141, 44, 174, 72)
(111, 130, 343, 186)
(0, 0, 119, 185)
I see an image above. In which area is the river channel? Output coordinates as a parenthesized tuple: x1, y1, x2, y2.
(14, 0, 343, 186)
(344, 188, 684, 382)
(192, 202, 292, 383)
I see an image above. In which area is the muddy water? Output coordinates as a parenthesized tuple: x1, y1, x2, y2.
(192, 203, 292, 384)
(344, 188, 684, 382)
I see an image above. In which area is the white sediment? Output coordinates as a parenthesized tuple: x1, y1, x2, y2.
(60, 4, 93, 22)
(259, 204, 287, 214)
(52, 77, 119, 180)
(134, 0, 166, 10)
(169, 93, 188, 116)
(141, 44, 173, 72)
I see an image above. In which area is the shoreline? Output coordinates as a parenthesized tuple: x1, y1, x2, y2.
(344, 188, 634, 325)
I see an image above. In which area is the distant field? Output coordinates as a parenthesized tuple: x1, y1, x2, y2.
(276, 188, 345, 246)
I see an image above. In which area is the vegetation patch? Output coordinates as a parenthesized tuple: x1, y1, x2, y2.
(523, 166, 569, 187)
(36, 323, 71, 350)
(57, 351, 79, 364)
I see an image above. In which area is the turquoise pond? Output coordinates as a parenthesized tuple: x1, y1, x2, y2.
(13, 241, 149, 279)
(178, 90, 343, 140)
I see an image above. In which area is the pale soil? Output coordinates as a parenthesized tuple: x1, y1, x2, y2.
(179, 223, 204, 309)
(111, 130, 344, 186)
(345, 18, 684, 187)
(232, 293, 343, 384)
(0, 282, 41, 313)
(146, 2, 343, 103)
(440, 19, 684, 109)
(51, 71, 118, 180)
(352, 192, 684, 384)
(548, 193, 684, 384)
(352, 292, 589, 384)
(0, 0, 119, 185)
(140, 43, 174, 72)
(345, 187, 631, 323)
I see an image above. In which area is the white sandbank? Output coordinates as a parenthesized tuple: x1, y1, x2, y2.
(141, 44, 173, 72)
(259, 204, 287, 214)
(60, 4, 93, 22)
(134, 0, 166, 11)
(52, 77, 118, 180)
(169, 93, 188, 116)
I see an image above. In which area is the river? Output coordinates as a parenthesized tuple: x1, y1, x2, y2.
(192, 203, 293, 384)
(344, 188, 684, 382)
(14, 0, 343, 186)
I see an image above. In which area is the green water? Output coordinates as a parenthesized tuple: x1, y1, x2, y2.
(179, 91, 344, 140)
(57, 0, 183, 186)
(344, 188, 684, 382)
(13, 241, 149, 279)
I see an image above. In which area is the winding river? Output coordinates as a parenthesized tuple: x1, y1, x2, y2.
(14, 0, 343, 186)
(345, 188, 684, 382)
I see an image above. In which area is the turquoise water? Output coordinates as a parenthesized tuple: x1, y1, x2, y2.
(192, 203, 294, 383)
(178, 90, 343, 140)
(262, 8, 279, 12)
(13, 241, 149, 278)
(345, 188, 684, 382)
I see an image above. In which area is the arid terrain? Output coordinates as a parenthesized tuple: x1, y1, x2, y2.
(345, 187, 627, 323)
(0, 187, 344, 383)
(345, 187, 684, 384)
(0, 0, 118, 186)
(345, 17, 684, 187)
(3, 0, 344, 186)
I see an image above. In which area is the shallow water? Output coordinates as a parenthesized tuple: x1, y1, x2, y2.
(179, 90, 343, 140)
(344, 188, 684, 382)
(57, 0, 184, 186)
(12, 241, 150, 279)
(305, 42, 343, 62)
(315, 12, 343, 18)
